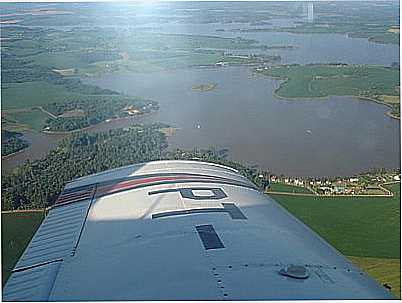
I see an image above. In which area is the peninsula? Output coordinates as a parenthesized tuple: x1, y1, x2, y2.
(256, 64, 400, 118)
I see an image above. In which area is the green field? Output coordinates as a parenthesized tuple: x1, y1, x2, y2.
(5, 109, 52, 132)
(2, 81, 78, 110)
(270, 183, 400, 258)
(1, 80, 69, 131)
(270, 183, 400, 298)
(348, 256, 400, 297)
(267, 182, 313, 194)
(258, 64, 400, 116)
(1, 211, 45, 285)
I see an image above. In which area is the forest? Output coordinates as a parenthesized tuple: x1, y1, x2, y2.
(2, 124, 168, 210)
(1, 125, 264, 211)
(1, 130, 29, 157)
(43, 97, 159, 132)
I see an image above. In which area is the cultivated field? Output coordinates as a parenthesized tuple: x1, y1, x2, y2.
(270, 183, 400, 297)
(1, 211, 45, 285)
(267, 182, 313, 194)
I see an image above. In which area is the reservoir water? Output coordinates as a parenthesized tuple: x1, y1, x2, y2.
(83, 66, 400, 177)
(2, 16, 400, 176)
(145, 22, 399, 66)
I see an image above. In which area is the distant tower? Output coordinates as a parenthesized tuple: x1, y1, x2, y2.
(301, 3, 307, 16)
(307, 2, 314, 23)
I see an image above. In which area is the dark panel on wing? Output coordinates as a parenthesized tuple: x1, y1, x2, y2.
(195, 224, 225, 250)
(222, 203, 247, 219)
(152, 203, 247, 220)
(153, 207, 223, 219)
(149, 187, 227, 200)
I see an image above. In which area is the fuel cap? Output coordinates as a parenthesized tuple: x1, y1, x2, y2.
(279, 265, 309, 279)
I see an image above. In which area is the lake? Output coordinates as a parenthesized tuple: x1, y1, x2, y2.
(142, 20, 399, 65)
(83, 66, 400, 177)
(2, 15, 400, 177)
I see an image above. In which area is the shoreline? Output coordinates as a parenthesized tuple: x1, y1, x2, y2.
(160, 127, 180, 138)
(355, 96, 400, 120)
(261, 74, 400, 120)
(1, 113, 157, 171)
(41, 111, 156, 135)
(1, 146, 29, 160)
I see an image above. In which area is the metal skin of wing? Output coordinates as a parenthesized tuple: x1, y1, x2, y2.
(2, 160, 394, 301)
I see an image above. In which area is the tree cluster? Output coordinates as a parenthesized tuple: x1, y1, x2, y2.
(2, 124, 167, 210)
(43, 97, 159, 131)
(1, 131, 29, 157)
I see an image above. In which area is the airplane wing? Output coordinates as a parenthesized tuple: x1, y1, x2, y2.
(2, 160, 394, 300)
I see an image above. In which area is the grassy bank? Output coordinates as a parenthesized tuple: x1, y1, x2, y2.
(258, 64, 400, 117)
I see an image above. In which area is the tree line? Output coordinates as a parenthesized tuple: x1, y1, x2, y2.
(1, 125, 267, 211)
(1, 124, 167, 210)
(1, 131, 29, 157)
(43, 96, 159, 132)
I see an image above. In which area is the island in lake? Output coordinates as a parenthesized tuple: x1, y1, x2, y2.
(192, 83, 218, 92)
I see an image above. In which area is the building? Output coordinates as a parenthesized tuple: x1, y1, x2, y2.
(334, 186, 346, 193)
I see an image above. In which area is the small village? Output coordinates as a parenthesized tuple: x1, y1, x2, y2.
(267, 169, 401, 196)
